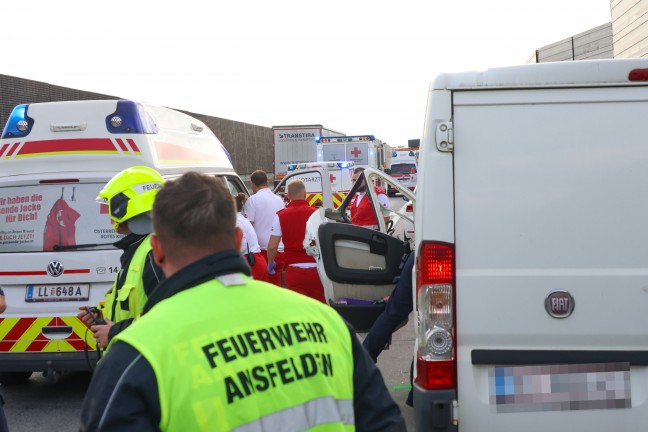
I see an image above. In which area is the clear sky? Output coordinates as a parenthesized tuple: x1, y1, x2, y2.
(4, 0, 611, 147)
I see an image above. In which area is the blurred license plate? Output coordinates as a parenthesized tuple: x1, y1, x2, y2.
(25, 284, 90, 302)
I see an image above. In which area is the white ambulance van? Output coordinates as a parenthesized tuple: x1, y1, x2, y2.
(412, 59, 648, 431)
(0, 100, 248, 384)
(387, 147, 418, 197)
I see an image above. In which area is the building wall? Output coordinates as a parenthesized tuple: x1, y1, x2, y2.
(0, 74, 273, 179)
(530, 23, 614, 63)
(612, 0, 648, 58)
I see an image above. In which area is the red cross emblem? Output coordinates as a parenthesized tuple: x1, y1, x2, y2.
(351, 147, 362, 158)
(329, 173, 336, 183)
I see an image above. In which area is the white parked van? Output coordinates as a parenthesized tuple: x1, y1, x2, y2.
(413, 59, 648, 431)
(0, 100, 248, 383)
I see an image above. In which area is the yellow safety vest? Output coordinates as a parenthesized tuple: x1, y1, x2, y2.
(99, 235, 152, 322)
(116, 274, 356, 432)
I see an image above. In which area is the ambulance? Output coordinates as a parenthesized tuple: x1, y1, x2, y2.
(386, 147, 418, 197)
(0, 100, 248, 384)
(274, 161, 355, 209)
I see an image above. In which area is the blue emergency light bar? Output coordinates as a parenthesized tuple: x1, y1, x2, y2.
(1, 104, 34, 139)
(392, 150, 417, 157)
(105, 100, 158, 134)
(316, 135, 375, 144)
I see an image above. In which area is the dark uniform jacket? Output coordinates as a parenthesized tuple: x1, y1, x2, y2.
(80, 250, 406, 432)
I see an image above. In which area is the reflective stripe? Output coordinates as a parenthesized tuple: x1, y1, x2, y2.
(232, 396, 354, 432)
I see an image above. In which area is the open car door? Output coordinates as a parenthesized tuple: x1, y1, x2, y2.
(304, 167, 416, 332)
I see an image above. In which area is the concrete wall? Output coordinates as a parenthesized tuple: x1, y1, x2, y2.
(612, 0, 648, 58)
(0, 74, 273, 179)
(530, 23, 614, 63)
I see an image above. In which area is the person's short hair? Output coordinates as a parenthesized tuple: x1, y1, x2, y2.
(287, 179, 306, 200)
(152, 172, 236, 258)
(353, 167, 365, 175)
(250, 170, 269, 187)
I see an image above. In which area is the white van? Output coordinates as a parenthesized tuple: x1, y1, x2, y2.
(412, 59, 648, 431)
(0, 100, 248, 383)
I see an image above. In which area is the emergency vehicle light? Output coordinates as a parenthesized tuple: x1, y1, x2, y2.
(337, 162, 350, 168)
(1, 104, 34, 139)
(287, 164, 297, 171)
(105, 101, 158, 134)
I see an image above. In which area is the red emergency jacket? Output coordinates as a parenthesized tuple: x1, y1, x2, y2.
(43, 198, 80, 252)
(277, 199, 317, 266)
(349, 186, 385, 227)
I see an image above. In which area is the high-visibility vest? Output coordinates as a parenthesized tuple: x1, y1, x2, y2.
(98, 235, 152, 322)
(277, 199, 317, 266)
(116, 274, 356, 432)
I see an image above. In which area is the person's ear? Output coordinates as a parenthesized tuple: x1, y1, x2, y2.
(234, 226, 243, 251)
(150, 234, 166, 269)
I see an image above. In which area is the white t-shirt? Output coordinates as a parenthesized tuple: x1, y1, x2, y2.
(271, 214, 317, 268)
(236, 212, 261, 255)
(242, 188, 285, 250)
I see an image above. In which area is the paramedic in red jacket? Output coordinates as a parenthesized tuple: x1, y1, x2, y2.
(266, 179, 326, 303)
(349, 167, 390, 229)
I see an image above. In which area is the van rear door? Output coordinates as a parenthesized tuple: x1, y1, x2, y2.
(450, 85, 648, 430)
(0, 174, 118, 374)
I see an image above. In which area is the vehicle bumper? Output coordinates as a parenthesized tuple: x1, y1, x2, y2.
(414, 384, 458, 432)
(0, 351, 98, 372)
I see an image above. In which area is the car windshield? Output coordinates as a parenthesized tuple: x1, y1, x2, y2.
(391, 163, 416, 174)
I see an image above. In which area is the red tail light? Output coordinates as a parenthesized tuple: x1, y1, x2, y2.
(416, 241, 456, 390)
(629, 68, 648, 81)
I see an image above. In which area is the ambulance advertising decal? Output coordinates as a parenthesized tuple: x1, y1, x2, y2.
(0, 183, 121, 253)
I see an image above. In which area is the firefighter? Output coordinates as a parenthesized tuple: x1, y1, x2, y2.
(80, 171, 406, 432)
(267, 179, 325, 303)
(349, 167, 390, 230)
(77, 166, 165, 348)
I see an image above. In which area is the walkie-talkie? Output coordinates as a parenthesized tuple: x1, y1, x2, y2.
(85, 307, 107, 326)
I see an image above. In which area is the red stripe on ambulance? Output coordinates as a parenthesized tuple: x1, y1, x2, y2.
(16, 138, 118, 156)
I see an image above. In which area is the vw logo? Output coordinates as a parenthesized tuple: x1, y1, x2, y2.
(545, 290, 575, 319)
(47, 261, 64, 277)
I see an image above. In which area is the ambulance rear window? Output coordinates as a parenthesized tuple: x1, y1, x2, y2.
(391, 163, 417, 174)
(0, 183, 121, 253)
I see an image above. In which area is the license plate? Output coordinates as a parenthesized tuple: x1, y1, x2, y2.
(25, 284, 90, 302)
(489, 362, 631, 413)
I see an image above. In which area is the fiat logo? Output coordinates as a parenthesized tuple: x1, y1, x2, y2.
(545, 290, 575, 319)
(47, 261, 64, 277)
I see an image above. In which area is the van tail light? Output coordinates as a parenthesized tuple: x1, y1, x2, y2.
(629, 68, 648, 81)
(416, 241, 456, 390)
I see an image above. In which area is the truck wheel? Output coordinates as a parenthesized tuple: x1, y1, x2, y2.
(0, 372, 32, 385)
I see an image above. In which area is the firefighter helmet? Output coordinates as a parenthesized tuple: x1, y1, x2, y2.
(97, 166, 164, 234)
